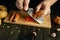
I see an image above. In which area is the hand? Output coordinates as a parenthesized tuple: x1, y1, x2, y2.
(35, 1, 51, 17)
(16, 0, 30, 11)
(16, 0, 51, 17)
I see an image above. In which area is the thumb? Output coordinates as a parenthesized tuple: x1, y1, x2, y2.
(24, 0, 30, 11)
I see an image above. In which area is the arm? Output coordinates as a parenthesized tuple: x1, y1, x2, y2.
(43, 0, 58, 6)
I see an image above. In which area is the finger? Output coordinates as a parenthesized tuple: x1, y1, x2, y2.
(33, 10, 44, 18)
(48, 7, 51, 14)
(41, 10, 48, 17)
(16, 0, 24, 10)
(36, 3, 42, 12)
(24, 0, 30, 11)
(41, 8, 51, 17)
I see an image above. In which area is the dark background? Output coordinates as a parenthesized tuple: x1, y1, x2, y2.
(0, 0, 60, 40)
(0, 0, 60, 16)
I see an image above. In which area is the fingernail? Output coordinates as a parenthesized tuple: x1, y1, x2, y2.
(24, 8, 28, 11)
(24, 6, 28, 11)
(36, 9, 39, 12)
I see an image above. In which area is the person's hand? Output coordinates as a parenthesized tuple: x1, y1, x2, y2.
(16, 0, 51, 18)
(35, 1, 51, 18)
(16, 0, 30, 11)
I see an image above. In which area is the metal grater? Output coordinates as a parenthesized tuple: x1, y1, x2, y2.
(27, 8, 44, 24)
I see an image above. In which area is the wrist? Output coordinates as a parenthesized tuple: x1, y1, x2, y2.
(43, 0, 57, 7)
(43, 1, 50, 7)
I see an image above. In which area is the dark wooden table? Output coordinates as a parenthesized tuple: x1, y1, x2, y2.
(0, 22, 50, 40)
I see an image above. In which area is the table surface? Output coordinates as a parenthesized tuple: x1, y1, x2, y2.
(0, 22, 50, 40)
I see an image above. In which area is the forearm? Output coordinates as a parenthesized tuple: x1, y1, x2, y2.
(43, 0, 58, 6)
